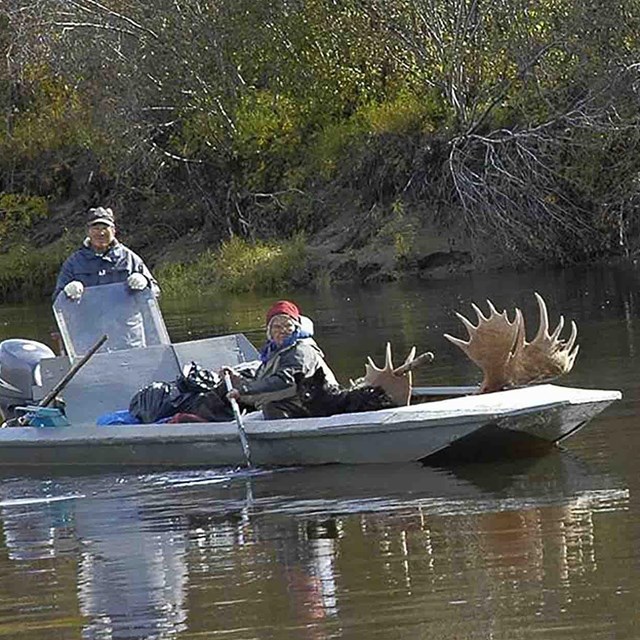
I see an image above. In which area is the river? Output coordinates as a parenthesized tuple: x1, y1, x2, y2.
(0, 264, 638, 639)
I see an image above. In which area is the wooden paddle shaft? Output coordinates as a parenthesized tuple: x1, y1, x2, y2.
(224, 371, 252, 467)
(392, 351, 434, 376)
(39, 334, 108, 408)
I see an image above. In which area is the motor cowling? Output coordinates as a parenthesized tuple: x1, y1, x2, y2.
(0, 339, 55, 420)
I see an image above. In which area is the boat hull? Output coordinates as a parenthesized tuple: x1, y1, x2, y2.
(0, 385, 620, 467)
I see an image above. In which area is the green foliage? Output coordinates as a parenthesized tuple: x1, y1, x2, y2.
(306, 119, 365, 179)
(0, 240, 72, 302)
(1, 65, 98, 160)
(4, 0, 640, 280)
(377, 200, 416, 260)
(157, 235, 307, 297)
(357, 89, 447, 135)
(232, 90, 304, 189)
(234, 91, 301, 156)
(0, 193, 49, 242)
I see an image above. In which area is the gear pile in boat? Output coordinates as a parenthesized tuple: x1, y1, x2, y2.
(128, 362, 236, 423)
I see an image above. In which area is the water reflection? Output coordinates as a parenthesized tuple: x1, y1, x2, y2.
(0, 452, 629, 639)
(75, 490, 188, 639)
(0, 265, 638, 637)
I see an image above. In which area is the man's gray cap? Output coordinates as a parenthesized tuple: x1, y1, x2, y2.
(87, 207, 115, 227)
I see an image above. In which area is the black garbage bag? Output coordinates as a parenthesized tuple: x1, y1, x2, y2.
(130, 361, 242, 424)
(174, 361, 236, 420)
(129, 381, 189, 423)
(180, 390, 235, 422)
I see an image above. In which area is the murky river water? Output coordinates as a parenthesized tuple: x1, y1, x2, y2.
(0, 264, 638, 638)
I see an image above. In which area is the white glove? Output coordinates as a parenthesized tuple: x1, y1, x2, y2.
(63, 280, 84, 300)
(127, 273, 148, 291)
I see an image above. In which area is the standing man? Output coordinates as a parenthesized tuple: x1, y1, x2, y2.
(52, 206, 160, 353)
(53, 206, 159, 301)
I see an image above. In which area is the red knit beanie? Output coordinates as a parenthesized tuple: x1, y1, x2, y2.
(266, 300, 300, 324)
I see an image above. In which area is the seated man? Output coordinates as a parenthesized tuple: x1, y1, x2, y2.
(226, 300, 338, 419)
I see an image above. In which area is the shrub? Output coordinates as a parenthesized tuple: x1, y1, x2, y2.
(0, 193, 49, 243)
(1, 66, 98, 160)
(0, 240, 72, 301)
(357, 89, 446, 135)
(157, 235, 307, 296)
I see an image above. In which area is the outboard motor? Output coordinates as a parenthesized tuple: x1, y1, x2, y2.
(0, 339, 55, 420)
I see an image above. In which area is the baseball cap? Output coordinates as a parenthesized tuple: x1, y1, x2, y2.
(87, 207, 115, 227)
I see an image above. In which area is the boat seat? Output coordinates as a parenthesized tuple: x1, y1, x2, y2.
(172, 334, 259, 371)
(39, 345, 180, 424)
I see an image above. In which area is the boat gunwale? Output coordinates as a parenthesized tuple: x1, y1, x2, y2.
(0, 384, 621, 448)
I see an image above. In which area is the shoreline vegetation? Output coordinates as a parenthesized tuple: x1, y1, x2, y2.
(2, 1, 640, 302)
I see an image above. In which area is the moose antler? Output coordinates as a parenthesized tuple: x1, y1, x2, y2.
(445, 300, 520, 393)
(444, 292, 579, 393)
(363, 343, 434, 406)
(510, 292, 579, 386)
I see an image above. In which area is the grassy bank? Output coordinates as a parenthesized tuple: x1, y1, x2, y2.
(157, 235, 308, 297)
(0, 235, 308, 303)
(0, 241, 74, 302)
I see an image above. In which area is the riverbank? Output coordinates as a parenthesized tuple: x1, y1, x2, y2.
(1, 193, 637, 304)
(4, 0, 640, 302)
(0, 194, 486, 303)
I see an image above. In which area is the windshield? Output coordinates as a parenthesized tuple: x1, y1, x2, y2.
(53, 282, 170, 358)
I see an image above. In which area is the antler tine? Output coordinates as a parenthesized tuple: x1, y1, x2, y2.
(401, 346, 417, 369)
(568, 343, 580, 368)
(363, 343, 416, 406)
(444, 333, 471, 356)
(471, 302, 488, 323)
(486, 299, 500, 315)
(532, 292, 549, 342)
(550, 315, 565, 342)
(511, 307, 526, 355)
(393, 351, 434, 376)
(453, 312, 477, 339)
(366, 356, 382, 372)
(558, 322, 579, 372)
(384, 342, 393, 371)
(565, 320, 578, 352)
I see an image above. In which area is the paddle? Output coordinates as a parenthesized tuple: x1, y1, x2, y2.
(224, 371, 252, 468)
(39, 334, 108, 408)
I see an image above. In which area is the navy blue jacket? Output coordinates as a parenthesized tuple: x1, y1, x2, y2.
(53, 240, 159, 301)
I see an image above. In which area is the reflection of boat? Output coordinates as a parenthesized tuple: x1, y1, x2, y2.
(159, 451, 629, 522)
(0, 283, 621, 467)
(0, 472, 188, 639)
(0, 453, 628, 637)
(0, 453, 628, 545)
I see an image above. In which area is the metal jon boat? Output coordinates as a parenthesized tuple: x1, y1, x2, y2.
(0, 284, 622, 468)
